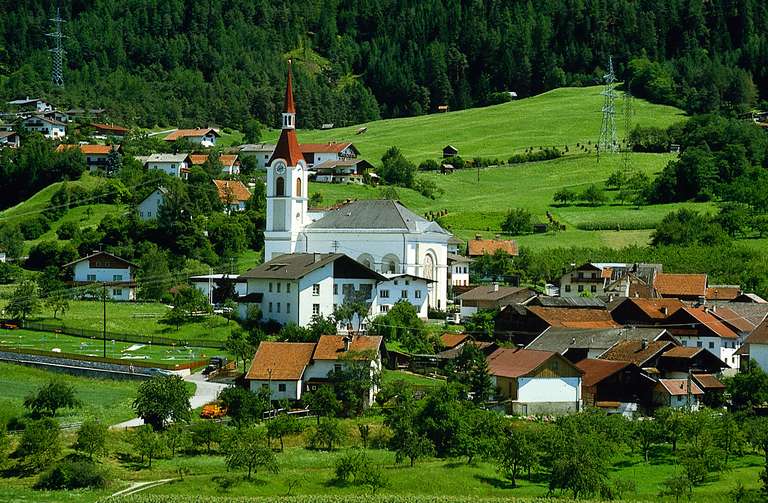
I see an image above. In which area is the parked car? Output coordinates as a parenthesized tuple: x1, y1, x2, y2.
(202, 356, 228, 376)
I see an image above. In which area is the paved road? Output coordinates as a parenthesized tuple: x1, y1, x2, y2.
(110, 373, 229, 430)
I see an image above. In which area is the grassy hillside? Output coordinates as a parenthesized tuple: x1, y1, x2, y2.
(266, 85, 685, 163)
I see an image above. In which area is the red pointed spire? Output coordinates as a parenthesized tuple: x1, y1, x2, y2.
(284, 60, 296, 114)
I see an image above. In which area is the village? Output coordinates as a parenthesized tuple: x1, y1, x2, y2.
(1, 62, 768, 503)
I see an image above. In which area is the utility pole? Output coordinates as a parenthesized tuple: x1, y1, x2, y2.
(597, 56, 618, 162)
(102, 282, 107, 358)
(46, 6, 66, 87)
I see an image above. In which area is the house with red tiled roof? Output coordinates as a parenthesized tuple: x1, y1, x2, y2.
(575, 359, 656, 414)
(736, 318, 768, 373)
(487, 348, 583, 414)
(657, 346, 729, 378)
(91, 123, 129, 138)
(189, 153, 241, 175)
(163, 128, 219, 146)
(706, 285, 742, 302)
(456, 284, 536, 317)
(653, 272, 708, 301)
(467, 235, 518, 257)
(599, 339, 677, 368)
(653, 378, 704, 410)
(213, 179, 251, 212)
(610, 297, 686, 326)
(664, 307, 741, 373)
(245, 335, 383, 404)
(56, 143, 121, 171)
(300, 142, 359, 167)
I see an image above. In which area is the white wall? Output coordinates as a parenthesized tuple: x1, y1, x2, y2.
(248, 379, 301, 401)
(148, 162, 185, 178)
(372, 276, 429, 319)
(138, 190, 165, 220)
(559, 270, 605, 298)
(751, 344, 768, 374)
(73, 261, 132, 283)
(517, 377, 581, 403)
(678, 335, 739, 372)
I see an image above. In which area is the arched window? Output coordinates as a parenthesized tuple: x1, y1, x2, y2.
(296, 177, 302, 197)
(276, 176, 285, 196)
(382, 254, 400, 274)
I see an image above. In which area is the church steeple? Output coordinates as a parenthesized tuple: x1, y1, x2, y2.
(269, 61, 304, 166)
(282, 62, 296, 129)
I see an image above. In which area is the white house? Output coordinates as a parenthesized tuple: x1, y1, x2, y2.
(0, 131, 20, 149)
(263, 66, 451, 311)
(373, 273, 432, 319)
(238, 253, 386, 327)
(64, 251, 137, 301)
(448, 253, 471, 287)
(137, 187, 167, 221)
(190, 273, 247, 304)
(7, 97, 53, 113)
(0, 251, 6, 263)
(213, 179, 251, 212)
(56, 144, 119, 171)
(737, 318, 768, 373)
(666, 306, 741, 373)
(239, 143, 276, 170)
(22, 115, 66, 139)
(163, 128, 219, 147)
(144, 153, 190, 179)
(245, 335, 383, 404)
(653, 378, 703, 410)
(313, 159, 375, 184)
(487, 348, 583, 415)
(300, 142, 359, 167)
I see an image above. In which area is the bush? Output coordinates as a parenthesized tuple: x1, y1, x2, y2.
(19, 215, 51, 240)
(56, 221, 80, 240)
(500, 208, 533, 235)
(413, 177, 444, 199)
(508, 148, 561, 164)
(35, 460, 109, 490)
(628, 125, 670, 152)
(418, 159, 440, 171)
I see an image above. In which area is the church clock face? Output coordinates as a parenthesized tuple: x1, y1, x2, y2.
(275, 163, 286, 175)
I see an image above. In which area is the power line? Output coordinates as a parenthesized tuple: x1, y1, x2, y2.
(46, 6, 66, 87)
(597, 56, 618, 161)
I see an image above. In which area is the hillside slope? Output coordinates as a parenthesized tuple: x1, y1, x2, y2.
(267, 85, 685, 163)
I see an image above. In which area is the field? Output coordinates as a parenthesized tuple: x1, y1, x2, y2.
(0, 361, 140, 426)
(264, 85, 685, 163)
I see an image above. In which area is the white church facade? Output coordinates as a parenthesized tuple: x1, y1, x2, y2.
(263, 65, 451, 310)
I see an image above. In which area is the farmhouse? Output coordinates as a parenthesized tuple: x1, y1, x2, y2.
(7, 97, 53, 114)
(560, 262, 662, 298)
(313, 159, 375, 184)
(239, 143, 276, 170)
(56, 144, 120, 171)
(375, 273, 432, 319)
(144, 153, 190, 179)
(656, 346, 729, 378)
(137, 187, 167, 221)
(653, 378, 704, 410)
(64, 251, 137, 301)
(456, 284, 536, 318)
(576, 359, 656, 415)
(164, 128, 219, 147)
(653, 272, 707, 302)
(736, 318, 768, 372)
(487, 348, 583, 415)
(263, 65, 451, 310)
(0, 131, 20, 148)
(90, 123, 129, 138)
(663, 306, 741, 371)
(22, 115, 66, 139)
(189, 154, 241, 175)
(213, 179, 251, 212)
(447, 253, 471, 287)
(300, 142, 359, 167)
(610, 298, 686, 326)
(599, 338, 677, 368)
(245, 335, 383, 404)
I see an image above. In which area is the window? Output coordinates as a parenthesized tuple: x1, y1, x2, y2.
(276, 176, 285, 196)
(401, 290, 408, 299)
(405, 280, 410, 285)
(334, 364, 342, 373)
(565, 284, 571, 292)
(312, 304, 320, 315)
(278, 383, 286, 392)
(697, 341, 702, 348)
(261, 383, 269, 390)
(269, 282, 273, 293)
(359, 284, 373, 300)
(415, 290, 422, 299)
(590, 285, 596, 293)
(708, 341, 715, 349)
(333, 304, 337, 311)
(380, 289, 390, 298)
(681, 340, 687, 346)
(296, 178, 302, 197)
(394, 280, 398, 286)
(577, 285, 584, 292)
(87, 274, 96, 281)
(112, 288, 122, 296)
(113, 274, 122, 281)
(268, 302, 273, 313)
(286, 303, 291, 314)
(312, 284, 320, 296)
(286, 283, 291, 293)
(277, 283, 281, 293)
(147, 211, 152, 217)
(333, 284, 338, 295)
(276, 302, 281, 313)
(578, 272, 584, 279)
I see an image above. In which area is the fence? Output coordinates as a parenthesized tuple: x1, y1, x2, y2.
(0, 344, 209, 371)
(18, 320, 226, 349)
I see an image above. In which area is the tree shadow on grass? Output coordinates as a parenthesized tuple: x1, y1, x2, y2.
(474, 474, 517, 490)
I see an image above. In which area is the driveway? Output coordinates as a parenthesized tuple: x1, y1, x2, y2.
(110, 373, 230, 430)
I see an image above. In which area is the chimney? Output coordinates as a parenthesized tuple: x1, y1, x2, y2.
(608, 294, 614, 303)
(492, 283, 499, 292)
(313, 253, 321, 263)
(641, 338, 648, 350)
(571, 337, 576, 345)
(343, 335, 352, 352)
(660, 306, 668, 316)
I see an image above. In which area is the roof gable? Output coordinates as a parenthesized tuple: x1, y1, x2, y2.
(312, 335, 383, 360)
(63, 250, 137, 268)
(307, 199, 447, 234)
(487, 348, 582, 378)
(246, 342, 316, 380)
(654, 273, 707, 297)
(575, 359, 635, 387)
(213, 179, 251, 203)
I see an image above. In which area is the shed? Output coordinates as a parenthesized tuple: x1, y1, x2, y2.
(442, 145, 459, 158)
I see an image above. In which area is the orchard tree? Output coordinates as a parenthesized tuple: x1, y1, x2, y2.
(131, 425, 166, 467)
(133, 375, 192, 430)
(303, 386, 342, 425)
(225, 425, 278, 480)
(24, 379, 80, 417)
(5, 279, 40, 321)
(267, 412, 303, 451)
(496, 424, 537, 487)
(17, 417, 61, 472)
(448, 342, 494, 403)
(219, 386, 271, 425)
(191, 420, 223, 454)
(74, 420, 108, 460)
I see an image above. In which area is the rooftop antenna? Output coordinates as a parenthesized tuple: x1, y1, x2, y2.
(47, 5, 66, 87)
(597, 56, 618, 162)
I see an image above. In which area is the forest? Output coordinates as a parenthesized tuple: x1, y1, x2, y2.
(1, 0, 767, 129)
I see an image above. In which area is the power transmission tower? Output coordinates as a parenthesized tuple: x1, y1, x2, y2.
(597, 56, 618, 162)
(47, 6, 66, 87)
(622, 89, 635, 174)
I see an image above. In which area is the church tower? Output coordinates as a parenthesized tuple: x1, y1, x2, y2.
(264, 62, 309, 260)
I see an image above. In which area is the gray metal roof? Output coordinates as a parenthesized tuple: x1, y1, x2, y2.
(240, 253, 386, 281)
(529, 296, 606, 308)
(146, 153, 189, 163)
(307, 199, 449, 234)
(447, 253, 472, 263)
(239, 143, 276, 152)
(527, 326, 669, 354)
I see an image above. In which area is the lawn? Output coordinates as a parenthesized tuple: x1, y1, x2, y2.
(381, 369, 443, 387)
(0, 300, 239, 343)
(264, 85, 685, 164)
(0, 172, 106, 223)
(0, 328, 221, 364)
(0, 361, 140, 426)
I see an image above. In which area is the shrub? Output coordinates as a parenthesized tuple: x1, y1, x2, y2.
(413, 177, 444, 199)
(19, 215, 51, 240)
(35, 460, 109, 490)
(500, 208, 533, 235)
(56, 221, 80, 240)
(508, 148, 561, 164)
(418, 159, 440, 171)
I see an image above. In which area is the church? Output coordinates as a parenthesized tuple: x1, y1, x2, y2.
(264, 65, 451, 310)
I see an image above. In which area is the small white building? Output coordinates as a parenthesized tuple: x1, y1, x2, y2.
(7, 97, 53, 113)
(737, 318, 768, 373)
(0, 131, 20, 149)
(190, 273, 247, 304)
(245, 335, 383, 404)
(300, 142, 359, 167)
(374, 273, 432, 319)
(0, 251, 6, 263)
(448, 253, 471, 287)
(137, 187, 167, 221)
(64, 251, 137, 301)
(239, 143, 276, 170)
(313, 159, 375, 184)
(653, 378, 703, 410)
(144, 153, 190, 179)
(213, 179, 251, 213)
(22, 115, 66, 139)
(163, 128, 219, 147)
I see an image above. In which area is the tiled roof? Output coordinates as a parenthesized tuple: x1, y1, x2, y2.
(447, 253, 472, 263)
(440, 333, 469, 349)
(613, 298, 685, 320)
(723, 303, 768, 326)
(692, 373, 725, 390)
(487, 348, 569, 378)
(600, 340, 675, 366)
(79, 144, 114, 155)
(654, 273, 707, 297)
(468, 238, 518, 257)
(677, 307, 738, 339)
(300, 142, 356, 154)
(661, 346, 702, 358)
(240, 253, 384, 282)
(164, 128, 219, 141)
(91, 123, 128, 133)
(707, 307, 755, 334)
(575, 359, 633, 387)
(438, 341, 496, 359)
(527, 327, 667, 354)
(658, 378, 703, 396)
(189, 154, 208, 165)
(527, 306, 619, 329)
(146, 153, 189, 163)
(457, 285, 532, 303)
(246, 342, 315, 380)
(213, 179, 251, 203)
(307, 199, 448, 234)
(219, 154, 238, 167)
(706, 286, 741, 301)
(312, 335, 382, 361)
(743, 318, 768, 346)
(62, 250, 137, 268)
(269, 127, 305, 166)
